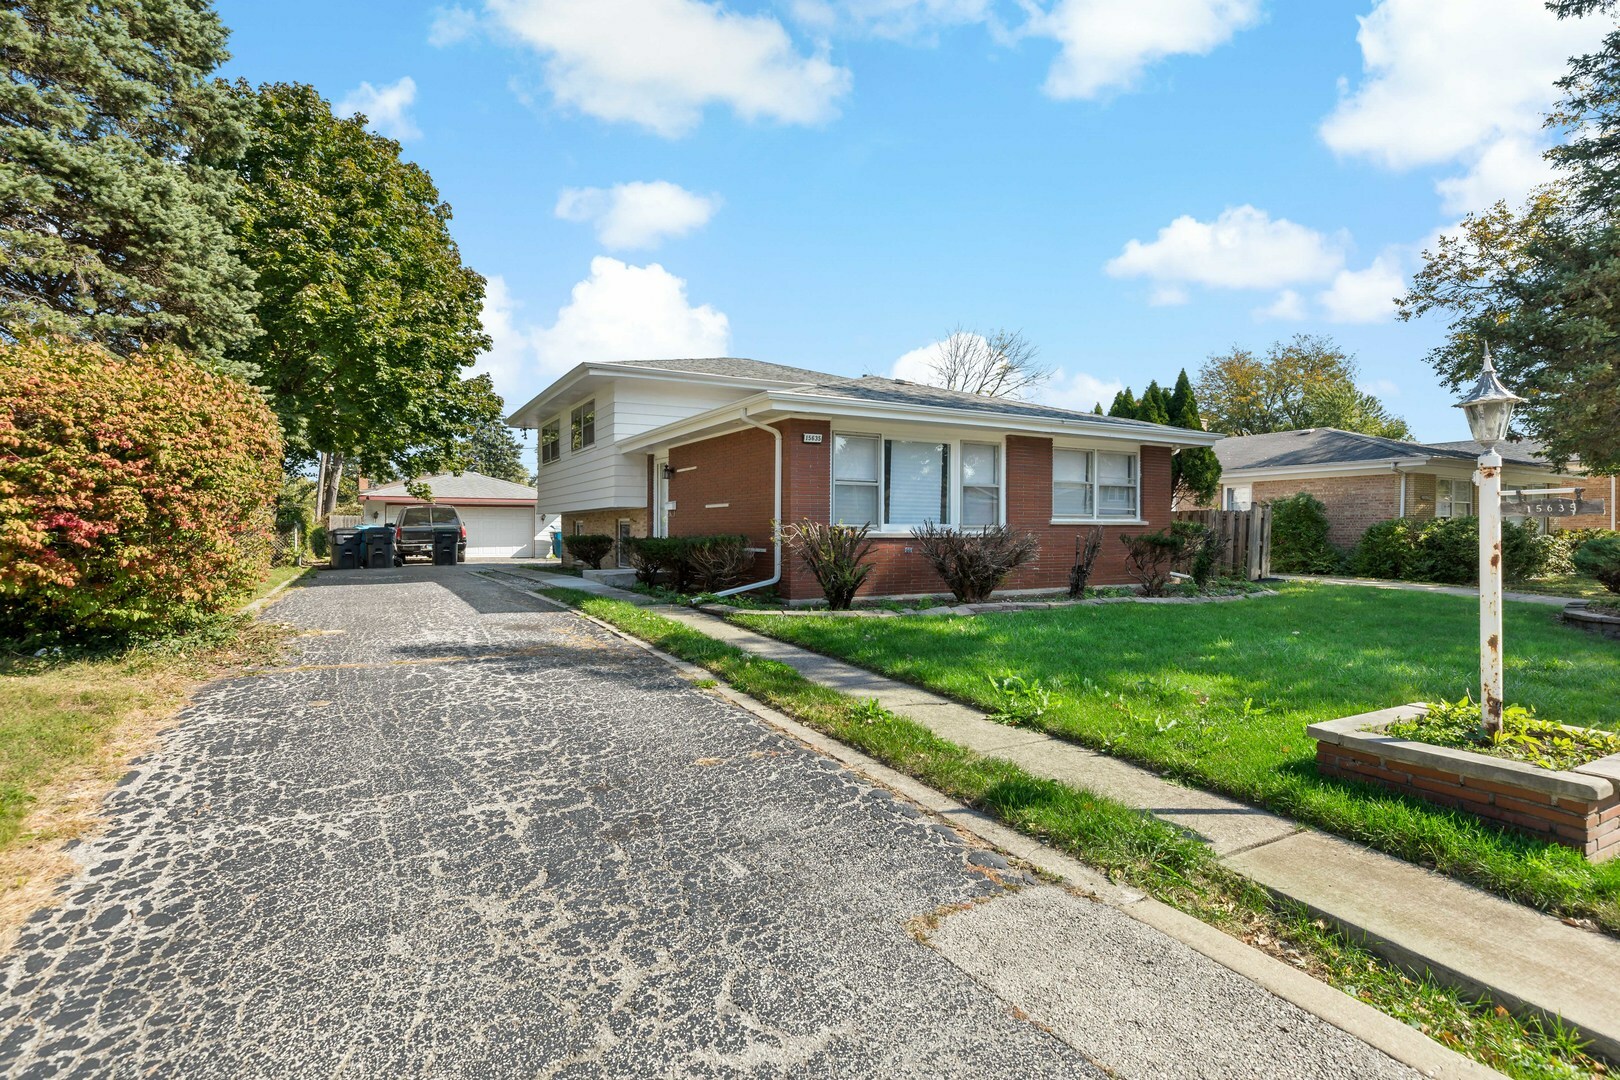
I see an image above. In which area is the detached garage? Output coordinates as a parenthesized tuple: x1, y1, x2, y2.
(360, 472, 545, 559)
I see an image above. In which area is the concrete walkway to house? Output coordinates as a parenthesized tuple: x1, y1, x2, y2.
(491, 566, 1620, 1063)
(1274, 574, 1574, 607)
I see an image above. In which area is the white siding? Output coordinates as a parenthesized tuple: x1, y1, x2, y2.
(535, 380, 759, 514)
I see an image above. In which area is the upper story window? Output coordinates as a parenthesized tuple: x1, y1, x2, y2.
(1437, 478, 1473, 518)
(1052, 448, 1139, 520)
(540, 417, 561, 466)
(831, 433, 1001, 530)
(570, 400, 596, 452)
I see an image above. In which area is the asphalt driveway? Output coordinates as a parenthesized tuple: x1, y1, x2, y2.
(0, 568, 1420, 1079)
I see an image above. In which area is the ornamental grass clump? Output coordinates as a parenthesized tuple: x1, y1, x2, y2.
(0, 339, 283, 645)
(910, 522, 1039, 604)
(1387, 697, 1620, 772)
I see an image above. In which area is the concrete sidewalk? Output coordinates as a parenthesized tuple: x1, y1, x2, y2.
(490, 565, 1620, 1063)
(1274, 574, 1573, 608)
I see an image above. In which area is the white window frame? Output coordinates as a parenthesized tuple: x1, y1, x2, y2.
(540, 415, 561, 467)
(1224, 484, 1252, 511)
(570, 399, 596, 452)
(1050, 445, 1143, 524)
(1436, 477, 1474, 519)
(828, 429, 1007, 534)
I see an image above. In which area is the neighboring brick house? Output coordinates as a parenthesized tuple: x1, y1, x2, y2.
(1210, 428, 1617, 550)
(505, 358, 1221, 601)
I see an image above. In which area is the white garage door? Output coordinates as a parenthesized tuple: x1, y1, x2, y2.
(455, 505, 536, 558)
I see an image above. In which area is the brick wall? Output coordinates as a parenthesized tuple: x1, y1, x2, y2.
(666, 426, 776, 581)
(1317, 742, 1620, 860)
(1252, 474, 1402, 550)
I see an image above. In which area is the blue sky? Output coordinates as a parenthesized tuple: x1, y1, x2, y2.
(212, 0, 1608, 442)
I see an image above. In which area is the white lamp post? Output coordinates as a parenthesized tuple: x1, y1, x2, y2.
(1454, 345, 1527, 736)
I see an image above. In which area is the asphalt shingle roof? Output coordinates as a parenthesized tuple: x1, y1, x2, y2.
(362, 471, 536, 501)
(785, 375, 1185, 432)
(1215, 428, 1551, 471)
(607, 357, 838, 383)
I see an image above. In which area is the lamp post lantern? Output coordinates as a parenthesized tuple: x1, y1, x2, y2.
(1454, 345, 1527, 736)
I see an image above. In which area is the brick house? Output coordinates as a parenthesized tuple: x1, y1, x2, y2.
(505, 358, 1222, 601)
(1211, 428, 1617, 550)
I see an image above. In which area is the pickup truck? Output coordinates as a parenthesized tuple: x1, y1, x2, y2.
(392, 505, 467, 564)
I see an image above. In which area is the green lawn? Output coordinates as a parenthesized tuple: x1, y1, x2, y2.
(1511, 573, 1615, 602)
(734, 581, 1620, 932)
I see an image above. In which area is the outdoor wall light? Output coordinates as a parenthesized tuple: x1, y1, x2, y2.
(662, 463, 676, 479)
(1455, 344, 1527, 450)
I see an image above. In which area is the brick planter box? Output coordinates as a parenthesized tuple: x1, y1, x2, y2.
(1562, 600, 1620, 641)
(1308, 706, 1620, 861)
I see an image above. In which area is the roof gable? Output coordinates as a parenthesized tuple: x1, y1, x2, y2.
(361, 471, 535, 502)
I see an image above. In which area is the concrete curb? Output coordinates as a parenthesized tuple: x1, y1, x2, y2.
(239, 567, 312, 617)
(476, 570, 1504, 1080)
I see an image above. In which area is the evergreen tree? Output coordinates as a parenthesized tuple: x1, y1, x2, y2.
(459, 418, 530, 485)
(0, 0, 258, 367)
(1136, 381, 1171, 425)
(1093, 402, 1104, 415)
(1167, 369, 1222, 505)
(1107, 388, 1138, 418)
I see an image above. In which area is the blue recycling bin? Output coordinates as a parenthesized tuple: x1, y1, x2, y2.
(551, 532, 563, 559)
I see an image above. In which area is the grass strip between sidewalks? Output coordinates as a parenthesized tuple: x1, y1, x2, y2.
(543, 585, 1605, 1080)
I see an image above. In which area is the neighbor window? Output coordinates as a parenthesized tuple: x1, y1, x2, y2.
(570, 400, 595, 452)
(1051, 448, 1139, 520)
(1224, 485, 1252, 511)
(1437, 478, 1473, 518)
(540, 417, 561, 466)
(960, 443, 1001, 528)
(885, 441, 950, 526)
(833, 434, 880, 525)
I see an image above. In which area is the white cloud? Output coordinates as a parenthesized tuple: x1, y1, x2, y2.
(890, 336, 959, 383)
(476, 276, 547, 407)
(1034, 0, 1262, 100)
(1359, 377, 1400, 398)
(429, 5, 479, 46)
(555, 181, 720, 249)
(791, 0, 991, 40)
(1254, 289, 1305, 321)
(532, 256, 730, 369)
(1319, 0, 1601, 210)
(485, 0, 852, 137)
(1434, 134, 1560, 215)
(1106, 206, 1345, 292)
(336, 76, 422, 141)
(1044, 368, 1125, 413)
(1148, 286, 1189, 307)
(1316, 254, 1405, 324)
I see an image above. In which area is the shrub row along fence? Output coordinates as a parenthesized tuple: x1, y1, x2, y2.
(1171, 507, 1272, 580)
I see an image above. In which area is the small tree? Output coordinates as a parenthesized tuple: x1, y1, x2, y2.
(779, 520, 876, 610)
(563, 534, 615, 569)
(1120, 530, 1185, 596)
(910, 523, 1040, 604)
(1068, 526, 1104, 599)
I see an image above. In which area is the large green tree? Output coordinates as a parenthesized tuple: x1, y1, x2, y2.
(1399, 0, 1620, 471)
(0, 0, 258, 366)
(1196, 335, 1411, 439)
(228, 81, 496, 505)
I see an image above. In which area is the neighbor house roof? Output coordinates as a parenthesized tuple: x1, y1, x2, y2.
(1216, 428, 1559, 474)
(361, 471, 535, 505)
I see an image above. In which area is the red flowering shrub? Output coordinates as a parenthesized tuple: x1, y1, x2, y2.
(0, 340, 283, 643)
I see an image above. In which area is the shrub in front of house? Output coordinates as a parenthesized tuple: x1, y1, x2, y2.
(1349, 516, 1544, 584)
(1269, 492, 1342, 574)
(621, 536, 687, 585)
(0, 339, 283, 645)
(686, 535, 753, 592)
(910, 523, 1040, 604)
(563, 533, 616, 569)
(1120, 529, 1184, 597)
(1170, 520, 1227, 591)
(1574, 535, 1620, 593)
(779, 520, 876, 610)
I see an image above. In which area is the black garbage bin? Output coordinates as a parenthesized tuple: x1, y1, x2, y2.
(328, 528, 360, 570)
(361, 526, 395, 569)
(432, 527, 458, 566)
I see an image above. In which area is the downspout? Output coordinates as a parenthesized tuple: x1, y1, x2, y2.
(714, 409, 783, 598)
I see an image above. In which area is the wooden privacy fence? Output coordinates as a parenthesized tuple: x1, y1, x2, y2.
(1172, 506, 1273, 580)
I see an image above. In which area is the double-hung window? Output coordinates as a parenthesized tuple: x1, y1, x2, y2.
(885, 441, 950, 526)
(540, 417, 561, 466)
(833, 434, 880, 525)
(1437, 478, 1473, 518)
(960, 443, 1001, 528)
(570, 400, 595, 452)
(1052, 448, 1139, 520)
